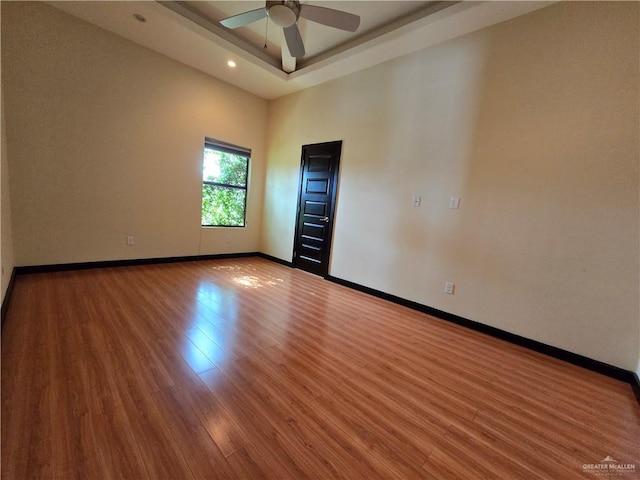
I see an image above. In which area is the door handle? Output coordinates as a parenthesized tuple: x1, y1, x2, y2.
(322, 217, 330, 223)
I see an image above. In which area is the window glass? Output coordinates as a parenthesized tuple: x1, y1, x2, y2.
(201, 141, 249, 227)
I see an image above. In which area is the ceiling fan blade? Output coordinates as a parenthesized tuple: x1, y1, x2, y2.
(283, 24, 305, 58)
(220, 8, 267, 29)
(299, 4, 360, 32)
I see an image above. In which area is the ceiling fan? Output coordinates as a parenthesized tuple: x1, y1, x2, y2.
(219, 1, 361, 59)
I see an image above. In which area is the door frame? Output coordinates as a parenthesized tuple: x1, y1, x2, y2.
(292, 140, 342, 276)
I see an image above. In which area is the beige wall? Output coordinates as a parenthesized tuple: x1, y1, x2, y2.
(1, 2, 267, 266)
(263, 2, 639, 370)
(1, 81, 16, 303)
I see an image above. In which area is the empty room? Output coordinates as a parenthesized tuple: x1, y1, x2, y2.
(1, 1, 639, 478)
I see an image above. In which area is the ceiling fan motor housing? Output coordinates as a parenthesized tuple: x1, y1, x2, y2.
(266, 1, 300, 28)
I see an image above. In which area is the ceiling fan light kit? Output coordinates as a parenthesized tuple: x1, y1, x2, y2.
(267, 1, 300, 28)
(219, 1, 361, 61)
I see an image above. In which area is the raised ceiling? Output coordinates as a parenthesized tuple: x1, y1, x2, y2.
(49, 1, 554, 99)
(179, 1, 436, 69)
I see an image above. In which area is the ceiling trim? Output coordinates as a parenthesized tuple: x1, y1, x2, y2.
(285, 0, 555, 90)
(47, 1, 556, 100)
(158, 1, 285, 74)
(157, 0, 555, 95)
(296, 1, 455, 70)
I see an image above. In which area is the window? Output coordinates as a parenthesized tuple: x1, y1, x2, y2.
(201, 139, 250, 227)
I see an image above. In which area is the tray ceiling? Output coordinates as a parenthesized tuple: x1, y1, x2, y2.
(49, 1, 554, 99)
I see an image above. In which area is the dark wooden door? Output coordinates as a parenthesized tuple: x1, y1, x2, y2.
(293, 141, 342, 276)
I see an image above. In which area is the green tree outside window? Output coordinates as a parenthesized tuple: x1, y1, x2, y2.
(201, 143, 249, 227)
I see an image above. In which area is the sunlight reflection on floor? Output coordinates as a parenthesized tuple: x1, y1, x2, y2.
(181, 262, 288, 374)
(231, 275, 283, 289)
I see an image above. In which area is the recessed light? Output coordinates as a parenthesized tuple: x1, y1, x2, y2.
(227, 60, 237, 68)
(133, 13, 146, 23)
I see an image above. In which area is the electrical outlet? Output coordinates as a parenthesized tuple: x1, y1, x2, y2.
(449, 196, 460, 209)
(445, 282, 455, 295)
(127, 236, 135, 246)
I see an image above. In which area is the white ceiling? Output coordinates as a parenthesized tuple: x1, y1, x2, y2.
(49, 1, 554, 100)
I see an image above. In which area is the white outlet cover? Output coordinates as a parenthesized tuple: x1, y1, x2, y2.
(449, 197, 460, 209)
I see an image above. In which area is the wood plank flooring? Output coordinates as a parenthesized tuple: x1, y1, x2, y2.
(2, 257, 639, 479)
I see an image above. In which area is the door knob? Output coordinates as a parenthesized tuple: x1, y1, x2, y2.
(322, 216, 329, 223)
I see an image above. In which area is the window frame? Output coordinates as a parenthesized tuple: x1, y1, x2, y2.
(201, 138, 250, 228)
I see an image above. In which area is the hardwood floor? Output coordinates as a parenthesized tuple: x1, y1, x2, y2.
(2, 257, 639, 479)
